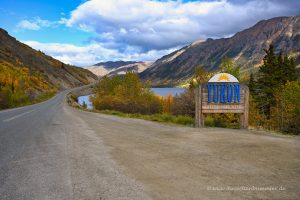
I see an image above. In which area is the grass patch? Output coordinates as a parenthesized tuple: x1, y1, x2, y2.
(0, 91, 56, 111)
(98, 109, 195, 127)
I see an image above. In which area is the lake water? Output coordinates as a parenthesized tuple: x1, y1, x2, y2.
(78, 95, 94, 109)
(78, 88, 186, 109)
(150, 88, 185, 96)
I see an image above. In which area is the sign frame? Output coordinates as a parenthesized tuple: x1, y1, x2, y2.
(195, 81, 249, 129)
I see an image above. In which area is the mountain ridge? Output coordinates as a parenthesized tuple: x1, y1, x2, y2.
(140, 15, 300, 86)
(92, 61, 139, 69)
(87, 61, 152, 77)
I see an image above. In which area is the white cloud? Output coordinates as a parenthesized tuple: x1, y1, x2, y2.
(16, 17, 55, 31)
(17, 20, 41, 30)
(23, 40, 177, 66)
(63, 0, 300, 51)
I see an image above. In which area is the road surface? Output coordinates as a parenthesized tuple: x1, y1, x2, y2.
(0, 91, 299, 200)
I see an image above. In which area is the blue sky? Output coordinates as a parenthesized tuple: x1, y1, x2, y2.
(1, 0, 300, 66)
(0, 0, 92, 45)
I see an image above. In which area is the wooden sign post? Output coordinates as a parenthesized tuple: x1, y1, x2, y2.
(195, 73, 249, 129)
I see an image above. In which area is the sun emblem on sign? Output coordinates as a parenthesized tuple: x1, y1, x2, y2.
(217, 74, 230, 82)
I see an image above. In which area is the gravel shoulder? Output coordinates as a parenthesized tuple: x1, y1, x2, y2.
(73, 107, 300, 200)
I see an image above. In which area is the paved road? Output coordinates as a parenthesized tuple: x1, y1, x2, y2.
(0, 91, 299, 200)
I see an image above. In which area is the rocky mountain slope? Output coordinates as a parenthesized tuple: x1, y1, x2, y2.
(87, 61, 152, 77)
(0, 28, 97, 90)
(140, 15, 300, 86)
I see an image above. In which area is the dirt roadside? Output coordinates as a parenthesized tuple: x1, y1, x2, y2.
(74, 108, 300, 200)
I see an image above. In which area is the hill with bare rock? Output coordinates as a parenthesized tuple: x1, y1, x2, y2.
(140, 15, 300, 86)
(87, 61, 152, 77)
(0, 28, 97, 108)
(0, 28, 97, 90)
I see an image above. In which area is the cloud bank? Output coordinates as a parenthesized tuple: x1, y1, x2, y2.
(23, 40, 177, 66)
(63, 0, 300, 51)
(21, 0, 300, 66)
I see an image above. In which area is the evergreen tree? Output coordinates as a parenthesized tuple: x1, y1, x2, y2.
(254, 44, 297, 117)
(82, 101, 87, 109)
(248, 73, 255, 94)
(283, 55, 297, 82)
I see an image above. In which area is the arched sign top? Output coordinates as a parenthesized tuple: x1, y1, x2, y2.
(208, 73, 239, 83)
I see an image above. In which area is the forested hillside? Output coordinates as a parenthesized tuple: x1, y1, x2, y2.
(0, 28, 97, 109)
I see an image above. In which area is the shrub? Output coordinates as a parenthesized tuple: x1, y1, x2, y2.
(204, 113, 239, 128)
(174, 115, 194, 126)
(82, 101, 87, 109)
(99, 110, 194, 126)
(91, 72, 162, 114)
(159, 94, 174, 113)
(249, 95, 269, 129)
(171, 89, 195, 117)
(272, 81, 300, 134)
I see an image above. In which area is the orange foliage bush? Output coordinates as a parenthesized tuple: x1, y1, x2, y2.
(91, 72, 162, 114)
(159, 94, 174, 113)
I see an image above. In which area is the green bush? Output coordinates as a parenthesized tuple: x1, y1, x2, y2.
(82, 101, 87, 109)
(171, 89, 195, 117)
(204, 115, 215, 127)
(174, 115, 194, 126)
(272, 81, 300, 134)
(91, 72, 162, 114)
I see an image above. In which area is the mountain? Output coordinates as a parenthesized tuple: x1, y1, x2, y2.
(87, 61, 152, 77)
(0, 28, 97, 90)
(140, 15, 300, 86)
(93, 61, 138, 69)
(106, 62, 152, 76)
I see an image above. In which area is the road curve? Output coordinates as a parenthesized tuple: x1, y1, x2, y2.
(0, 90, 299, 200)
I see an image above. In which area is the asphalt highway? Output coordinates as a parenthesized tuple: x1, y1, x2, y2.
(0, 91, 151, 200)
